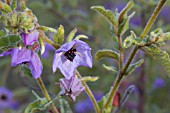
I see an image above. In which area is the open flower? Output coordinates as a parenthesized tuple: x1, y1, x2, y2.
(59, 76, 84, 101)
(0, 47, 42, 79)
(0, 87, 13, 109)
(53, 40, 92, 79)
(20, 30, 39, 46)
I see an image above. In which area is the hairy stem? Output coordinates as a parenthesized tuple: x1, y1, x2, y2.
(37, 77, 59, 113)
(118, 34, 123, 69)
(103, 0, 167, 110)
(75, 70, 101, 113)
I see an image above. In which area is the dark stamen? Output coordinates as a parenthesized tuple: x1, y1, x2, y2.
(0, 94, 8, 101)
(64, 48, 76, 62)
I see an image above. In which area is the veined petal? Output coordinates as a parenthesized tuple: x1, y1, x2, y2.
(11, 48, 32, 67)
(56, 40, 76, 53)
(0, 49, 13, 57)
(74, 40, 92, 51)
(21, 30, 39, 46)
(28, 53, 43, 79)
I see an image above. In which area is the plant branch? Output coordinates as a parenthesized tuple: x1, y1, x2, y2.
(37, 77, 59, 113)
(75, 70, 101, 113)
(103, 0, 167, 110)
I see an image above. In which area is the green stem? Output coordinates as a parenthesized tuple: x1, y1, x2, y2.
(37, 77, 59, 113)
(75, 70, 101, 113)
(118, 34, 123, 69)
(103, 0, 167, 110)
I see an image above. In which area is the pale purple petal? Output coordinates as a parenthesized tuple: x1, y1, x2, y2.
(0, 49, 13, 57)
(28, 53, 43, 79)
(56, 40, 76, 53)
(11, 48, 32, 67)
(21, 30, 39, 46)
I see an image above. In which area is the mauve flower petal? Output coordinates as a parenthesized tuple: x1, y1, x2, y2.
(11, 48, 32, 67)
(0, 49, 13, 57)
(74, 40, 91, 51)
(28, 53, 43, 79)
(56, 40, 76, 53)
(21, 30, 39, 46)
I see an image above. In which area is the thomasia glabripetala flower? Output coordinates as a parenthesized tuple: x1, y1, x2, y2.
(53, 40, 92, 79)
(0, 87, 13, 109)
(20, 30, 39, 46)
(59, 76, 85, 101)
(0, 47, 42, 79)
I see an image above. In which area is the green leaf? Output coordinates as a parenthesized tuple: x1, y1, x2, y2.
(123, 35, 145, 48)
(2, 2, 12, 13)
(21, 65, 32, 78)
(75, 35, 88, 40)
(0, 34, 22, 50)
(112, 35, 119, 50)
(11, 0, 17, 10)
(59, 99, 72, 113)
(91, 6, 118, 29)
(103, 64, 117, 73)
(118, 0, 134, 23)
(118, 12, 135, 35)
(95, 49, 119, 60)
(142, 46, 170, 77)
(81, 76, 99, 82)
(40, 25, 57, 33)
(54, 25, 64, 44)
(24, 97, 48, 113)
(0, 30, 5, 37)
(125, 59, 144, 75)
(98, 94, 112, 113)
(67, 28, 77, 42)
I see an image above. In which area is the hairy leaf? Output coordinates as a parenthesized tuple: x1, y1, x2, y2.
(21, 65, 32, 78)
(125, 59, 144, 75)
(75, 35, 88, 40)
(91, 6, 118, 29)
(54, 25, 64, 44)
(103, 64, 117, 73)
(95, 49, 119, 60)
(81, 76, 99, 82)
(59, 99, 72, 113)
(142, 46, 170, 77)
(67, 28, 77, 42)
(11, 0, 17, 10)
(40, 25, 57, 33)
(0, 30, 5, 37)
(0, 34, 22, 50)
(98, 94, 112, 113)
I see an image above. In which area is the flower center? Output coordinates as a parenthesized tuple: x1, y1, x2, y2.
(0, 94, 8, 101)
(64, 48, 76, 62)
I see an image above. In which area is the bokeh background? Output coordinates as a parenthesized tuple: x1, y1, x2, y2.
(0, 0, 170, 113)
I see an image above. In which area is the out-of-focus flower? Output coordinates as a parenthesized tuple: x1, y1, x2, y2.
(160, 6, 170, 23)
(20, 30, 39, 46)
(153, 78, 165, 89)
(53, 40, 92, 79)
(0, 87, 13, 109)
(59, 76, 84, 101)
(42, 43, 54, 58)
(130, 15, 142, 27)
(0, 47, 42, 79)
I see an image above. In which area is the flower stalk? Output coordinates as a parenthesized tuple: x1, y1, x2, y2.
(103, 0, 167, 110)
(37, 77, 59, 113)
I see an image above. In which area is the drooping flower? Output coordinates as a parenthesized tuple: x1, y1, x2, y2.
(153, 78, 165, 89)
(0, 87, 13, 109)
(0, 47, 42, 79)
(59, 76, 85, 101)
(20, 30, 39, 46)
(53, 40, 92, 79)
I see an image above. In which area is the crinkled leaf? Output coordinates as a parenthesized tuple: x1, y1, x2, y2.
(40, 25, 57, 33)
(103, 64, 117, 73)
(98, 94, 112, 113)
(59, 99, 72, 113)
(24, 98, 48, 113)
(0, 34, 22, 50)
(156, 32, 170, 42)
(21, 65, 32, 78)
(95, 49, 119, 60)
(142, 46, 170, 77)
(11, 0, 17, 10)
(75, 35, 88, 40)
(123, 36, 146, 48)
(118, 12, 135, 35)
(91, 6, 118, 29)
(0, 30, 5, 37)
(118, 0, 134, 23)
(67, 28, 77, 42)
(125, 59, 144, 75)
(81, 76, 99, 82)
(54, 25, 64, 44)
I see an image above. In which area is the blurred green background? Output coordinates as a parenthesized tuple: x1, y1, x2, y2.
(1, 0, 170, 113)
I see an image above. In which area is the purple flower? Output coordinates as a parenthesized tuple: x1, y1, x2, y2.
(53, 40, 92, 79)
(74, 99, 93, 113)
(59, 76, 85, 101)
(20, 30, 39, 46)
(0, 47, 42, 79)
(0, 87, 13, 109)
(153, 78, 165, 89)
(42, 43, 54, 58)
